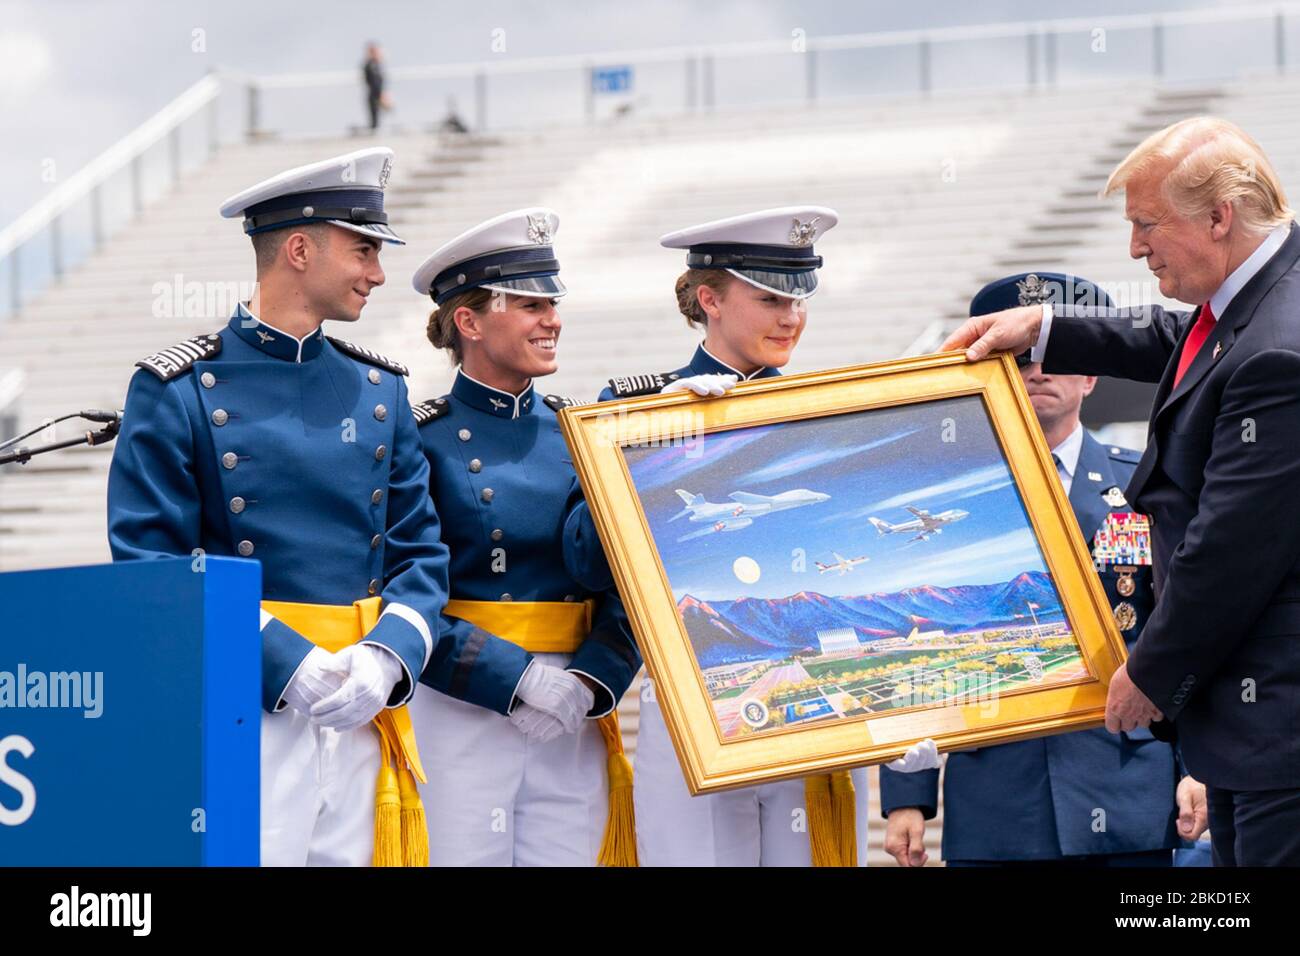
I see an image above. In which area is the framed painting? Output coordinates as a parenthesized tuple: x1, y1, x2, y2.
(560, 352, 1129, 794)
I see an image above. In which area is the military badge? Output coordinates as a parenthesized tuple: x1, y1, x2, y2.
(1092, 511, 1152, 566)
(788, 216, 820, 247)
(1113, 601, 1137, 633)
(1102, 486, 1128, 508)
(527, 213, 553, 245)
(1115, 567, 1137, 597)
(1016, 273, 1053, 306)
(1087, 471, 1102, 482)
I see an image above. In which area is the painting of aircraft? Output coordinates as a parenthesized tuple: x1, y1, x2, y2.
(868, 505, 969, 542)
(815, 552, 870, 575)
(672, 488, 830, 541)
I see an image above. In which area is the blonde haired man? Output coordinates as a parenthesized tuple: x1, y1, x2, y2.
(942, 117, 1300, 866)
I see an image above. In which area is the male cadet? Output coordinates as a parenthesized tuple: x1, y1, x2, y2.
(108, 147, 449, 866)
(881, 274, 1207, 867)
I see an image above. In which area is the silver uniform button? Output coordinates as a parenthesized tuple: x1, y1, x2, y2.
(200, 372, 216, 389)
(469, 458, 482, 473)
(211, 409, 229, 426)
(374, 404, 387, 421)
(375, 444, 387, 461)
(229, 496, 246, 514)
(237, 540, 254, 557)
(500, 593, 512, 601)
(371, 489, 383, 505)
(370, 533, 382, 549)
(368, 578, 380, 596)
(458, 428, 471, 442)
(368, 369, 381, 385)
(221, 452, 238, 470)
(481, 488, 494, 503)
(490, 528, 503, 541)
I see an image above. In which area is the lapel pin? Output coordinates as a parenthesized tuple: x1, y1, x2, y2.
(1212, 342, 1223, 360)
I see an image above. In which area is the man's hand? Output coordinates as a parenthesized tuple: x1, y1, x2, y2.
(661, 373, 738, 397)
(1104, 661, 1164, 733)
(309, 645, 404, 732)
(515, 663, 594, 734)
(884, 808, 929, 867)
(940, 305, 1044, 361)
(1176, 775, 1209, 841)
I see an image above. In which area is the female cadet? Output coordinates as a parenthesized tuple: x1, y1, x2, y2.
(406, 208, 640, 866)
(595, 207, 937, 866)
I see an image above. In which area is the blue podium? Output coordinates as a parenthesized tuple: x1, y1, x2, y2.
(0, 557, 260, 865)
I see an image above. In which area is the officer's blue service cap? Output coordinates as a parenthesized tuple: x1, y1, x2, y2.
(411, 207, 566, 304)
(969, 272, 1114, 316)
(219, 147, 404, 245)
(970, 272, 1114, 366)
(659, 205, 838, 300)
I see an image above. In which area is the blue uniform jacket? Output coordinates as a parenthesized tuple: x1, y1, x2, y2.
(879, 431, 1182, 861)
(412, 369, 641, 718)
(108, 305, 450, 713)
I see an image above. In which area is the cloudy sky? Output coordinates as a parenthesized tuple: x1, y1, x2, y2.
(0, 0, 1244, 224)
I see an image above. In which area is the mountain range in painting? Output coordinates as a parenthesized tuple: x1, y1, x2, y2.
(679, 571, 1064, 668)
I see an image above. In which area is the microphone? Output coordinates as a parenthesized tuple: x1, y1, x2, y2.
(80, 409, 122, 424)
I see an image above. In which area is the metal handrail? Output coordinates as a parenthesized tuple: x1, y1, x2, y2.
(3, 2, 1299, 322)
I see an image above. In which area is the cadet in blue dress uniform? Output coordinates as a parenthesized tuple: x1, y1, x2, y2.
(880, 273, 1208, 866)
(407, 208, 641, 866)
(108, 148, 450, 866)
(590, 207, 910, 867)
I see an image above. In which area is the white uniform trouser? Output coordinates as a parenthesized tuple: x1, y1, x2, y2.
(260, 708, 380, 866)
(634, 676, 871, 866)
(409, 652, 609, 866)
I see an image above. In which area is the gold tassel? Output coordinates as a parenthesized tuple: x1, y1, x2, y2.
(372, 733, 403, 867)
(398, 767, 429, 868)
(596, 712, 638, 867)
(804, 774, 841, 867)
(829, 770, 858, 868)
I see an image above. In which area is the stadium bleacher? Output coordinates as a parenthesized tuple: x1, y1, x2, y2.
(6, 68, 1297, 863)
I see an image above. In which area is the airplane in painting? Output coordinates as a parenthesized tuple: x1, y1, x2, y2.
(867, 505, 969, 542)
(815, 552, 870, 575)
(671, 488, 830, 541)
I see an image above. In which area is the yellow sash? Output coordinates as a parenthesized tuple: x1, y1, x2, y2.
(445, 598, 637, 867)
(444, 600, 855, 865)
(262, 597, 428, 867)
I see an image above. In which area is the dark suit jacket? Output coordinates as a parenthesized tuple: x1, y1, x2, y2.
(879, 433, 1181, 860)
(1043, 222, 1300, 790)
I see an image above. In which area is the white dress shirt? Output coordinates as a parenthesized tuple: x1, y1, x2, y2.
(1050, 422, 1084, 495)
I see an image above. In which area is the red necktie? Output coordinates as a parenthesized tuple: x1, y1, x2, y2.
(1172, 303, 1216, 388)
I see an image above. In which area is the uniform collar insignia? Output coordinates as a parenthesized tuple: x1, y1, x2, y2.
(453, 367, 537, 419)
(228, 304, 325, 364)
(692, 344, 779, 381)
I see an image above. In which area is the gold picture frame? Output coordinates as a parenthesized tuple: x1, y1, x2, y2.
(560, 352, 1128, 795)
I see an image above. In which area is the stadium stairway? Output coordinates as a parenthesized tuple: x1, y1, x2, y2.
(7, 76, 1280, 863)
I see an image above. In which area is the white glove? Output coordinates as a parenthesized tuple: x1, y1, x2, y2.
(509, 703, 567, 743)
(885, 738, 941, 773)
(661, 373, 738, 397)
(514, 663, 594, 734)
(309, 644, 405, 732)
(281, 646, 350, 717)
